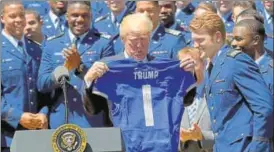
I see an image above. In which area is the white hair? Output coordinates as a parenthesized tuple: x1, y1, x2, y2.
(119, 13, 153, 39)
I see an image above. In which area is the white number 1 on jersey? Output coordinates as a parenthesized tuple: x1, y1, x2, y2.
(142, 85, 154, 127)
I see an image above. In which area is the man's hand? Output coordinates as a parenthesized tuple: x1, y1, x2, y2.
(180, 128, 193, 142)
(63, 44, 81, 71)
(19, 112, 41, 130)
(179, 56, 196, 72)
(84, 61, 109, 83)
(189, 123, 203, 141)
(36, 113, 48, 129)
(180, 124, 203, 142)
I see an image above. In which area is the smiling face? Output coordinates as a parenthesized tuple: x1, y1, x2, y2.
(1, 3, 26, 40)
(231, 26, 256, 56)
(66, 3, 91, 36)
(192, 29, 220, 59)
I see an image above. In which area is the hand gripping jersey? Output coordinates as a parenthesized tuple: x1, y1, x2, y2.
(93, 59, 195, 152)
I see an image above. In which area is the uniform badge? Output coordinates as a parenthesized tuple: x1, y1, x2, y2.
(52, 124, 87, 152)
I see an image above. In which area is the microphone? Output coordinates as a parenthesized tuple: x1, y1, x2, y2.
(53, 66, 70, 124)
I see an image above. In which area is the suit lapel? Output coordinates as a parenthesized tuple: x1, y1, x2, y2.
(2, 36, 26, 62)
(78, 30, 96, 56)
(59, 31, 71, 49)
(23, 38, 34, 65)
(149, 25, 165, 52)
(209, 56, 225, 88)
(43, 14, 56, 35)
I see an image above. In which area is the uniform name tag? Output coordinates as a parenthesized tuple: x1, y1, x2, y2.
(215, 79, 225, 83)
(2, 58, 13, 62)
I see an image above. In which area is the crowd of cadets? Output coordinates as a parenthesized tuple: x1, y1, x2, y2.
(21, 1, 273, 52)
(1, 0, 273, 152)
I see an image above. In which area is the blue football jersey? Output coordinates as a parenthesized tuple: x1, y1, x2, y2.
(93, 59, 195, 152)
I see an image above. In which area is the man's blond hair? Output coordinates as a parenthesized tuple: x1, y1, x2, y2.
(120, 13, 153, 39)
(189, 12, 226, 41)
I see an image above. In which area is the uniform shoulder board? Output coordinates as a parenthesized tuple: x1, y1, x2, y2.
(27, 38, 41, 46)
(226, 49, 242, 58)
(46, 32, 64, 41)
(165, 28, 181, 36)
(98, 32, 112, 39)
(94, 15, 108, 23)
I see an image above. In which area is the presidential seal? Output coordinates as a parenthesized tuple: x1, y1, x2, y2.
(52, 124, 87, 152)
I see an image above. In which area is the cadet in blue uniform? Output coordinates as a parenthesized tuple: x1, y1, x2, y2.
(42, 0, 67, 40)
(175, 0, 195, 34)
(158, 1, 191, 46)
(94, 0, 132, 55)
(37, 2, 114, 129)
(235, 8, 273, 55)
(135, 1, 186, 59)
(1, 2, 48, 152)
(190, 12, 273, 152)
(91, 1, 136, 22)
(231, 20, 274, 147)
(24, 10, 45, 46)
(90, 1, 109, 21)
(259, 1, 273, 52)
(126, 1, 136, 13)
(22, 1, 49, 17)
(231, 19, 273, 95)
(215, 1, 234, 35)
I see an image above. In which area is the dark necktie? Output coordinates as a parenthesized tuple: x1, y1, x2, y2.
(56, 17, 63, 32)
(208, 62, 213, 76)
(18, 41, 26, 58)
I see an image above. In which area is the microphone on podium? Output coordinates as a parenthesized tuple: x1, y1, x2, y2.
(53, 66, 70, 124)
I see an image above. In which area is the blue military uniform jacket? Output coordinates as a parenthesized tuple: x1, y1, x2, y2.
(169, 22, 192, 46)
(204, 49, 273, 152)
(175, 3, 195, 34)
(94, 7, 132, 55)
(149, 24, 187, 59)
(109, 23, 186, 59)
(91, 1, 109, 21)
(37, 29, 114, 129)
(1, 33, 48, 147)
(221, 12, 234, 34)
(91, 1, 135, 22)
(259, 9, 274, 52)
(23, 1, 49, 17)
(42, 13, 67, 40)
(257, 52, 273, 96)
